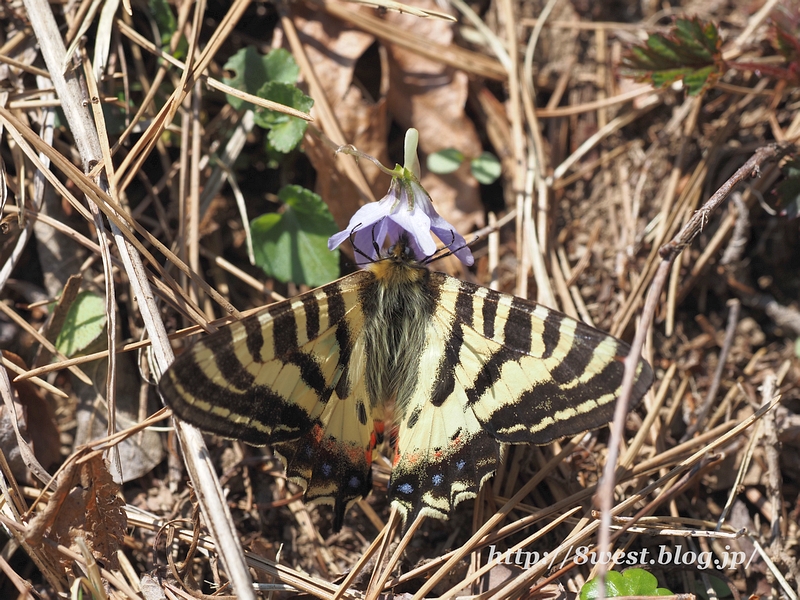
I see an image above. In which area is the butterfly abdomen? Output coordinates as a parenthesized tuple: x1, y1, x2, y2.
(361, 257, 440, 416)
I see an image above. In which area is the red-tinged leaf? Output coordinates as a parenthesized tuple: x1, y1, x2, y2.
(727, 60, 800, 84)
(770, 0, 800, 59)
(755, 20, 800, 83)
(773, 24, 800, 61)
(621, 17, 725, 95)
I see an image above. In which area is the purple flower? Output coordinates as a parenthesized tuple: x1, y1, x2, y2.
(328, 130, 474, 266)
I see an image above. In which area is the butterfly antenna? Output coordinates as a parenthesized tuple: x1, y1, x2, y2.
(422, 229, 477, 266)
(371, 222, 383, 258)
(350, 223, 384, 266)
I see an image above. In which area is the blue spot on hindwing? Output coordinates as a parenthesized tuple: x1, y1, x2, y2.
(456, 460, 466, 471)
(321, 463, 332, 477)
(397, 483, 414, 495)
(432, 474, 443, 486)
(348, 476, 361, 488)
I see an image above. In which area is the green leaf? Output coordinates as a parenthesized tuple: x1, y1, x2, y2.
(580, 568, 673, 600)
(471, 151, 502, 184)
(222, 47, 310, 152)
(223, 47, 300, 111)
(621, 17, 725, 95)
(263, 48, 300, 85)
(694, 574, 734, 600)
(147, 0, 186, 58)
(427, 148, 465, 174)
(254, 82, 314, 153)
(55, 291, 107, 357)
(148, 0, 177, 45)
(777, 158, 800, 219)
(223, 46, 269, 111)
(250, 185, 339, 287)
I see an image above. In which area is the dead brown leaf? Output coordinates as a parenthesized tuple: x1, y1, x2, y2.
(383, 0, 484, 233)
(27, 452, 126, 572)
(295, 0, 483, 235)
(293, 2, 390, 228)
(3, 352, 61, 478)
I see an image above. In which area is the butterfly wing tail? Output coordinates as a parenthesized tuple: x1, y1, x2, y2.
(273, 431, 374, 531)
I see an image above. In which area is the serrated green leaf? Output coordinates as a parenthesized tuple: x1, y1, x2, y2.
(263, 48, 300, 85)
(223, 47, 301, 111)
(55, 291, 107, 357)
(254, 82, 314, 153)
(250, 185, 339, 287)
(471, 151, 501, 184)
(621, 17, 724, 95)
(427, 149, 465, 174)
(675, 18, 719, 61)
(645, 36, 682, 65)
(580, 568, 673, 600)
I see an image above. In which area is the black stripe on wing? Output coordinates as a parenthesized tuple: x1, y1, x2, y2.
(159, 278, 358, 446)
(160, 359, 320, 446)
(433, 274, 653, 445)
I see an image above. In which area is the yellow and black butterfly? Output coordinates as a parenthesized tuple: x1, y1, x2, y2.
(159, 237, 653, 531)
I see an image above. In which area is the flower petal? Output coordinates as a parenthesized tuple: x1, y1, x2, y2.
(328, 198, 393, 255)
(352, 227, 379, 261)
(327, 229, 351, 252)
(430, 214, 474, 266)
(388, 204, 435, 258)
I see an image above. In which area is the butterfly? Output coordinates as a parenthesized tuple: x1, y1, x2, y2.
(159, 237, 653, 531)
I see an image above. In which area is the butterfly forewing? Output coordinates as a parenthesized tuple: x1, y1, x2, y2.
(432, 275, 653, 443)
(159, 272, 384, 529)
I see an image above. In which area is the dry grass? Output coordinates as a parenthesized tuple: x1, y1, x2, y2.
(0, 0, 798, 598)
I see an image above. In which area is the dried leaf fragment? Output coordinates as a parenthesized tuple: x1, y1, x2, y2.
(27, 453, 126, 572)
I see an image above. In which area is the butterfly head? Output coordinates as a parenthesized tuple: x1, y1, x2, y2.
(368, 235, 429, 285)
(387, 235, 420, 262)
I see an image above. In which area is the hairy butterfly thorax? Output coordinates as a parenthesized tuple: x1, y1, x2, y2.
(361, 240, 437, 418)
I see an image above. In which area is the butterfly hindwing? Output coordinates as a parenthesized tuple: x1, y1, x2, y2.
(385, 273, 653, 523)
(387, 356, 501, 523)
(159, 271, 384, 529)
